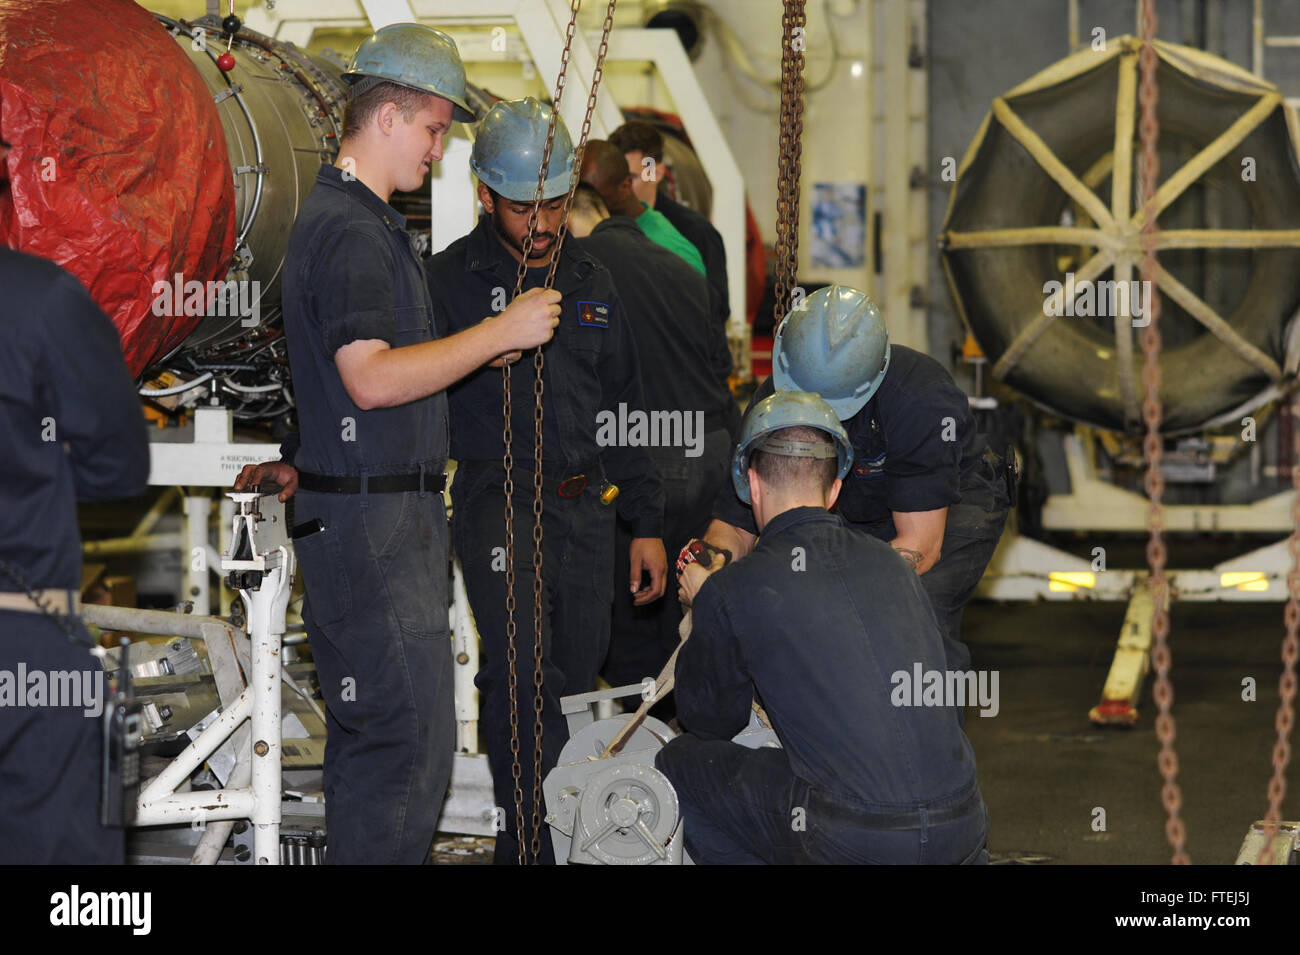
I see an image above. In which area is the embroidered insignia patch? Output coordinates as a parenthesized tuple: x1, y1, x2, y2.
(577, 300, 610, 328)
(852, 453, 887, 477)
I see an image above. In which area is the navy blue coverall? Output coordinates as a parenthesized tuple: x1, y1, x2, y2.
(426, 214, 664, 864)
(656, 506, 989, 864)
(579, 215, 735, 700)
(0, 248, 149, 863)
(281, 164, 454, 864)
(714, 346, 1011, 683)
(656, 193, 730, 329)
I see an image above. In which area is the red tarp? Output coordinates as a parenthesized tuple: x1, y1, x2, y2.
(0, 0, 236, 376)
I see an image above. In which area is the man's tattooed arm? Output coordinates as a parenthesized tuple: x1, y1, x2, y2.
(893, 546, 924, 572)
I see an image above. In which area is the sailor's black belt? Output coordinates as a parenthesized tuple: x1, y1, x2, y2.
(297, 470, 447, 494)
(806, 783, 984, 832)
(0, 588, 81, 615)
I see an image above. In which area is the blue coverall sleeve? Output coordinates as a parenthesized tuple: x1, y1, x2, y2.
(598, 290, 665, 539)
(883, 378, 966, 513)
(674, 577, 753, 740)
(703, 223, 729, 323)
(308, 230, 400, 355)
(39, 271, 149, 501)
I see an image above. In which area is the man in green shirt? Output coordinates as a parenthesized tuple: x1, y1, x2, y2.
(580, 140, 705, 276)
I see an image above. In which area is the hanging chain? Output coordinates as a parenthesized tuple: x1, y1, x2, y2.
(500, 0, 618, 864)
(543, 0, 617, 293)
(1256, 394, 1300, 863)
(500, 0, 577, 866)
(1137, 0, 1189, 866)
(772, 0, 806, 331)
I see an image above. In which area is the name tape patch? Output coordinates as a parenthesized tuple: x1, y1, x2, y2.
(578, 300, 610, 328)
(852, 453, 886, 477)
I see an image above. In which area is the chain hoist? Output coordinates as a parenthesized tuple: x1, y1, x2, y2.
(1137, 0, 1189, 867)
(773, 0, 807, 331)
(500, 0, 618, 865)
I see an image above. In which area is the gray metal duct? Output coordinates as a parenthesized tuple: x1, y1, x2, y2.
(157, 13, 347, 354)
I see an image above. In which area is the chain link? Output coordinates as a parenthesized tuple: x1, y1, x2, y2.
(773, 0, 806, 331)
(500, 0, 618, 864)
(1137, 0, 1189, 866)
(1257, 393, 1300, 863)
(0, 559, 90, 648)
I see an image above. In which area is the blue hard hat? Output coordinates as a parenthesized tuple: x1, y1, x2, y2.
(731, 391, 853, 505)
(772, 285, 890, 420)
(470, 97, 576, 201)
(345, 23, 476, 124)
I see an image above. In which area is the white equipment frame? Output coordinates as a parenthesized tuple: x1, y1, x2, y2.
(244, 0, 748, 337)
(83, 480, 293, 864)
(123, 406, 496, 842)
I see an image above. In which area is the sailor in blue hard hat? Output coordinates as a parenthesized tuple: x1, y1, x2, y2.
(728, 390, 853, 507)
(235, 28, 561, 864)
(683, 285, 1016, 714)
(663, 389, 990, 865)
(469, 96, 576, 266)
(338, 23, 478, 195)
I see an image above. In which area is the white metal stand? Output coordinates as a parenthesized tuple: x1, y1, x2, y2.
(136, 491, 289, 863)
(83, 489, 293, 863)
(449, 559, 479, 754)
(143, 407, 494, 840)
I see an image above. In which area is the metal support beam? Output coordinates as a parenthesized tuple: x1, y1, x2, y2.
(878, 0, 929, 353)
(450, 559, 479, 753)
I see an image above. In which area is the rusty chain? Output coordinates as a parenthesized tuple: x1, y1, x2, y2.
(1137, 0, 1189, 866)
(773, 0, 806, 330)
(501, 0, 618, 864)
(1256, 396, 1300, 864)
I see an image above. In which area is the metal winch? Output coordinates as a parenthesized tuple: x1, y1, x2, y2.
(543, 683, 779, 865)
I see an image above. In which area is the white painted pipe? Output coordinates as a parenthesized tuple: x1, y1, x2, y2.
(138, 690, 252, 804)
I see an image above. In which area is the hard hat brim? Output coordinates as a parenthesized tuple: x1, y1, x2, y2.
(477, 170, 574, 203)
(343, 72, 477, 123)
(772, 342, 890, 420)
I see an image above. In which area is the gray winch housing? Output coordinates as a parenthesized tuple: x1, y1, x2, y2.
(544, 683, 780, 865)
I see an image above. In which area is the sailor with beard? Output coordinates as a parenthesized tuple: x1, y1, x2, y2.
(425, 97, 667, 864)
